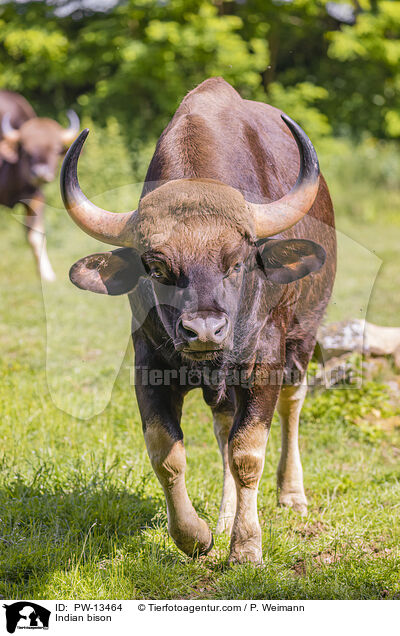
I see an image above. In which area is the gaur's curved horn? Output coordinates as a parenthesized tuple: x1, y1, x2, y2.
(1, 113, 20, 141)
(61, 110, 81, 145)
(248, 114, 320, 238)
(67, 109, 80, 131)
(60, 129, 137, 246)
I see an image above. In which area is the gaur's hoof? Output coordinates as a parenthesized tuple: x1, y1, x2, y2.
(278, 492, 308, 516)
(173, 523, 214, 559)
(41, 269, 56, 283)
(228, 545, 263, 565)
(199, 532, 214, 557)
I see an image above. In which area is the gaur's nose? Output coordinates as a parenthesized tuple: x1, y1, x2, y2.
(177, 313, 229, 347)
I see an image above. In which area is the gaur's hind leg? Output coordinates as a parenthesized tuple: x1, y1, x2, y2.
(24, 195, 56, 282)
(136, 379, 213, 557)
(276, 383, 308, 515)
(202, 388, 236, 535)
(213, 409, 236, 535)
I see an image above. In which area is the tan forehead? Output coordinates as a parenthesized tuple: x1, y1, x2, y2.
(137, 179, 255, 249)
(145, 219, 246, 254)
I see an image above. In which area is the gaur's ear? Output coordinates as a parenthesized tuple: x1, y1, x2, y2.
(257, 239, 326, 284)
(69, 248, 145, 295)
(0, 138, 19, 164)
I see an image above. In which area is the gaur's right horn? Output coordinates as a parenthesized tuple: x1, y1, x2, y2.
(60, 129, 138, 247)
(246, 114, 320, 238)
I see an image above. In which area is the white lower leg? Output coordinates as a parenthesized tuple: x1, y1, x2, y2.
(213, 412, 236, 534)
(28, 229, 56, 282)
(276, 383, 308, 514)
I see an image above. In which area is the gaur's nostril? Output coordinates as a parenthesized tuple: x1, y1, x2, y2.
(181, 324, 198, 339)
(177, 318, 200, 341)
(212, 317, 228, 339)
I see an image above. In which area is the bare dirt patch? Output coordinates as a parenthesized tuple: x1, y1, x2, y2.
(360, 544, 392, 559)
(291, 542, 393, 577)
(296, 520, 328, 538)
(291, 560, 307, 576)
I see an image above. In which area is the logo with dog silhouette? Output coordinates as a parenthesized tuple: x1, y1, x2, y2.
(3, 602, 50, 633)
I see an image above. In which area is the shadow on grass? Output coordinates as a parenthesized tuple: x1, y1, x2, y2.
(0, 469, 172, 597)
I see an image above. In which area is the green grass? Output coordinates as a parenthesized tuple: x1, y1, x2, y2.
(0, 126, 399, 599)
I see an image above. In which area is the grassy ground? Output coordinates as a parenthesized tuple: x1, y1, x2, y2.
(0, 126, 399, 599)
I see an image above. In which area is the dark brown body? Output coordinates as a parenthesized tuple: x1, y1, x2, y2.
(65, 78, 336, 563)
(129, 79, 336, 560)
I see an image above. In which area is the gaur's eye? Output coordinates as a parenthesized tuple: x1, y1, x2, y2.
(223, 262, 243, 278)
(150, 268, 164, 279)
(144, 257, 173, 283)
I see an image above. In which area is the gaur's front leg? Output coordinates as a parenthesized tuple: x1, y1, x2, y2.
(24, 194, 55, 282)
(135, 375, 213, 557)
(228, 382, 281, 564)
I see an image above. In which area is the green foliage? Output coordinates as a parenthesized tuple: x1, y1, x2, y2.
(326, 0, 400, 138)
(303, 381, 397, 440)
(0, 1, 268, 141)
(1, 0, 400, 142)
(90, 1, 268, 138)
(268, 81, 332, 139)
(318, 135, 400, 224)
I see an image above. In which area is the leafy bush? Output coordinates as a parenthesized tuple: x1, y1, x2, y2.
(1, 1, 400, 142)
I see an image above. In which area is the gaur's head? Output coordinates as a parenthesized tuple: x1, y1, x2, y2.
(0, 111, 79, 185)
(61, 115, 325, 361)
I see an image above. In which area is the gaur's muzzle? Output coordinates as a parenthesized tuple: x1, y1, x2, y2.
(176, 311, 230, 353)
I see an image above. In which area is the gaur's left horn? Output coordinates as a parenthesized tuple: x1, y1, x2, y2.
(60, 129, 138, 246)
(1, 113, 20, 142)
(247, 114, 320, 238)
(61, 110, 81, 145)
